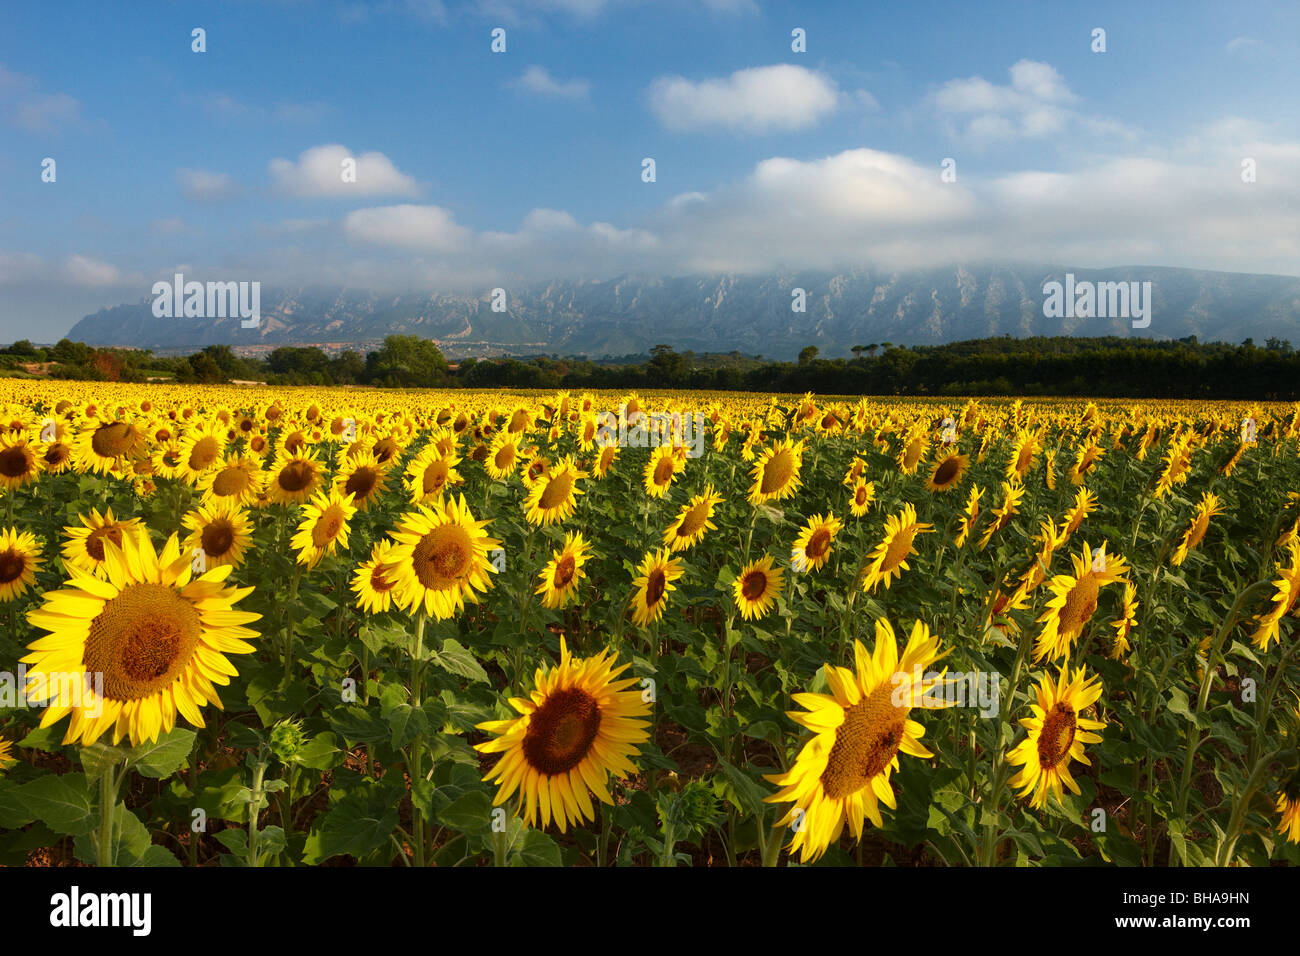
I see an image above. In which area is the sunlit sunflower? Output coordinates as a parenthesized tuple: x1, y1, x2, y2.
(1058, 487, 1097, 543)
(792, 513, 843, 573)
(848, 478, 875, 517)
(1171, 492, 1224, 566)
(861, 504, 933, 593)
(1250, 539, 1300, 651)
(388, 495, 500, 620)
(39, 438, 75, 475)
(485, 433, 521, 481)
(536, 531, 594, 610)
(765, 618, 951, 863)
(351, 540, 402, 615)
(195, 454, 265, 507)
(1111, 583, 1138, 658)
(663, 484, 723, 552)
(22, 531, 260, 747)
(475, 637, 651, 833)
(1007, 666, 1105, 809)
(1154, 433, 1195, 498)
(73, 418, 146, 476)
(267, 449, 324, 506)
(1034, 541, 1129, 662)
(925, 451, 969, 493)
(1067, 443, 1104, 486)
(406, 445, 463, 505)
(0, 527, 42, 602)
(954, 484, 983, 549)
(291, 489, 357, 568)
(977, 481, 1025, 551)
(333, 451, 388, 511)
(643, 445, 679, 499)
(62, 507, 146, 579)
(748, 438, 804, 506)
(181, 500, 253, 570)
(1007, 431, 1039, 483)
(896, 429, 928, 476)
(0, 435, 40, 491)
(630, 548, 685, 627)
(733, 554, 784, 620)
(525, 456, 585, 526)
(175, 421, 227, 484)
(592, 441, 619, 479)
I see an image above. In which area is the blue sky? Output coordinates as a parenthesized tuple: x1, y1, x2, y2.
(1, 0, 1297, 339)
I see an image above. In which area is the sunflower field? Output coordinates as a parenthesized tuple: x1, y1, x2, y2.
(1, 381, 1298, 868)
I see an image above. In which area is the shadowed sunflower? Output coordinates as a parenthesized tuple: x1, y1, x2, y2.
(405, 445, 463, 506)
(1034, 541, 1129, 662)
(631, 548, 685, 627)
(0, 436, 40, 491)
(1250, 539, 1300, 651)
(733, 554, 783, 620)
(0, 734, 13, 771)
(663, 484, 723, 552)
(748, 438, 804, 506)
(195, 454, 265, 507)
(62, 507, 146, 579)
(389, 495, 500, 619)
(181, 500, 253, 570)
(861, 504, 933, 593)
(267, 449, 324, 505)
(536, 531, 593, 610)
(525, 456, 585, 526)
(22, 531, 260, 747)
(291, 489, 357, 568)
(475, 637, 651, 833)
(1277, 764, 1300, 845)
(334, 451, 388, 511)
(1007, 666, 1105, 809)
(0, 527, 42, 602)
(925, 451, 969, 493)
(1171, 491, 1224, 566)
(351, 540, 402, 614)
(765, 618, 952, 863)
(792, 513, 842, 573)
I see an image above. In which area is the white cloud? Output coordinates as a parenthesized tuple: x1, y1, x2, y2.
(509, 66, 590, 99)
(177, 168, 241, 201)
(648, 64, 840, 134)
(932, 59, 1092, 141)
(269, 144, 421, 198)
(1226, 36, 1259, 54)
(63, 255, 123, 286)
(344, 204, 469, 251)
(0, 66, 81, 132)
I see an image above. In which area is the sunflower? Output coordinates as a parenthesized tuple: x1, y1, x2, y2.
(1067, 443, 1104, 486)
(1034, 541, 1130, 661)
(73, 418, 146, 476)
(39, 438, 75, 475)
(1007, 431, 1039, 483)
(405, 445, 462, 505)
(175, 421, 227, 484)
(630, 549, 685, 627)
(1171, 492, 1224, 566)
(351, 540, 403, 615)
(663, 484, 723, 552)
(765, 618, 951, 863)
(388, 495, 500, 620)
(195, 454, 265, 507)
(0, 435, 40, 490)
(62, 507, 146, 579)
(485, 433, 520, 480)
(792, 513, 843, 573)
(1058, 487, 1096, 543)
(1111, 583, 1138, 658)
(1006, 666, 1105, 809)
(0, 527, 42, 602)
(334, 450, 388, 511)
(536, 531, 594, 610)
(954, 484, 983, 549)
(861, 504, 933, 593)
(896, 429, 928, 476)
(22, 531, 259, 747)
(525, 456, 585, 527)
(475, 637, 650, 833)
(925, 451, 969, 493)
(643, 445, 678, 499)
(848, 478, 875, 517)
(733, 554, 784, 620)
(181, 500, 253, 570)
(267, 449, 324, 506)
(748, 438, 804, 506)
(1250, 540, 1300, 651)
(592, 441, 619, 479)
(1277, 771, 1300, 845)
(521, 451, 550, 490)
(290, 489, 357, 569)
(1154, 433, 1195, 498)
(977, 481, 1025, 551)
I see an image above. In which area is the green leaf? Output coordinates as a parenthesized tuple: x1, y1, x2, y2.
(431, 638, 490, 683)
(17, 773, 95, 836)
(510, 828, 562, 867)
(127, 728, 196, 779)
(302, 778, 399, 865)
(79, 742, 127, 784)
(436, 790, 493, 835)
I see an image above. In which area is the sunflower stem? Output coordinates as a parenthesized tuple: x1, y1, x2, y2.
(281, 565, 303, 687)
(97, 762, 121, 867)
(410, 611, 428, 867)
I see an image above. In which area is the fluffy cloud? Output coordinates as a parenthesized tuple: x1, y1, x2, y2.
(270, 145, 421, 199)
(508, 66, 590, 99)
(63, 255, 122, 286)
(648, 64, 841, 134)
(0, 64, 81, 132)
(931, 60, 1087, 140)
(344, 204, 470, 251)
(177, 168, 242, 201)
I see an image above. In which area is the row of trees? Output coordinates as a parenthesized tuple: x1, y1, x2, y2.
(6, 334, 1300, 399)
